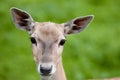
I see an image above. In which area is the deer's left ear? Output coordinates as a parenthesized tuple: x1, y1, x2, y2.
(64, 15, 94, 35)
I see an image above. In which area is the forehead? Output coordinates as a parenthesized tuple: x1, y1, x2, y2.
(31, 22, 65, 41)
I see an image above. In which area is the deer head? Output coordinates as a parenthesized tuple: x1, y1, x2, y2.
(11, 7, 94, 79)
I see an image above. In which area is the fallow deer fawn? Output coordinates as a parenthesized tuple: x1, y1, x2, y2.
(11, 7, 94, 80)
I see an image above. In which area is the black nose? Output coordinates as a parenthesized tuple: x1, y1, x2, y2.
(40, 65, 52, 75)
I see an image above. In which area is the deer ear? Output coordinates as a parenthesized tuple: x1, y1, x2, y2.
(10, 7, 34, 31)
(64, 15, 94, 35)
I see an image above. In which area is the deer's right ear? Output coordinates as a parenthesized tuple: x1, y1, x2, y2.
(10, 7, 34, 31)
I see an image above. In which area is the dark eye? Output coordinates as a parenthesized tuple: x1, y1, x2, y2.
(30, 37, 37, 44)
(59, 39, 66, 46)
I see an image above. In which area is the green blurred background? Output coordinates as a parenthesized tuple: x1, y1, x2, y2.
(0, 0, 120, 80)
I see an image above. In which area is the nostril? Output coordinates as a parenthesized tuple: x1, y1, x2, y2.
(40, 65, 52, 75)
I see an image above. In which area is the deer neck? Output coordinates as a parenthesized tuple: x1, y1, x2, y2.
(41, 59, 66, 80)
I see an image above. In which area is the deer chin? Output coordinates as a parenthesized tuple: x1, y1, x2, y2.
(40, 75, 53, 80)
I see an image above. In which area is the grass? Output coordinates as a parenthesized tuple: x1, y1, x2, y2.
(0, 0, 120, 80)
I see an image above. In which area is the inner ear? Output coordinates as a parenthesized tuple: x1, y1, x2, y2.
(72, 25, 81, 30)
(13, 8, 30, 19)
(74, 17, 88, 27)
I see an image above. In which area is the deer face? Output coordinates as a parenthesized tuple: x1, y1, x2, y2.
(11, 7, 94, 77)
(30, 22, 65, 76)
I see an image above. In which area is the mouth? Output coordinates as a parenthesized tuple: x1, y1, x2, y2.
(40, 73, 52, 76)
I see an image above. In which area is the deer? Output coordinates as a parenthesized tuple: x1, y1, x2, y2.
(10, 7, 94, 80)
